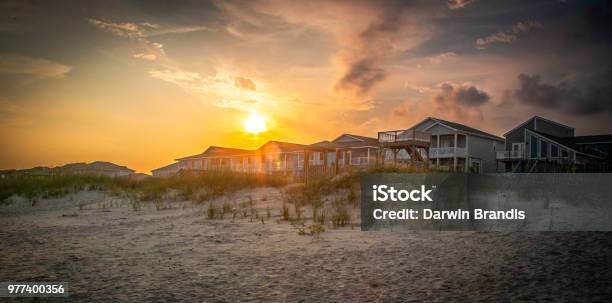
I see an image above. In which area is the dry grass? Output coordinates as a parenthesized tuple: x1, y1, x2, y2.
(297, 224, 326, 239)
(0, 171, 288, 206)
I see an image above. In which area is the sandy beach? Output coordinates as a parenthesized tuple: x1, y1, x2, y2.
(1, 188, 611, 302)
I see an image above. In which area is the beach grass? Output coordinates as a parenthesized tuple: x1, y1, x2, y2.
(0, 171, 288, 205)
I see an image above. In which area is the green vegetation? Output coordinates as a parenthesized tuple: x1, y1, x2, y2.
(0, 174, 114, 203)
(297, 224, 326, 237)
(0, 172, 288, 205)
(280, 173, 359, 230)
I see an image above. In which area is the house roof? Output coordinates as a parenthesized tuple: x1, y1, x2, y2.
(58, 161, 135, 173)
(503, 116, 574, 137)
(418, 117, 504, 142)
(257, 140, 307, 153)
(309, 140, 344, 150)
(332, 133, 380, 147)
(176, 146, 252, 160)
(177, 141, 309, 161)
(204, 146, 253, 156)
(87, 161, 135, 172)
(151, 162, 181, 172)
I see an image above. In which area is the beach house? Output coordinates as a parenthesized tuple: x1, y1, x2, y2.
(497, 116, 609, 172)
(331, 134, 380, 169)
(170, 136, 385, 178)
(56, 161, 135, 177)
(175, 146, 255, 173)
(151, 162, 182, 177)
(379, 117, 505, 173)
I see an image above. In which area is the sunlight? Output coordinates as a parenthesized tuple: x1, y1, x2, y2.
(243, 112, 267, 134)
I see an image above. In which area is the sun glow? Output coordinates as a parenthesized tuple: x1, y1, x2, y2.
(243, 112, 267, 134)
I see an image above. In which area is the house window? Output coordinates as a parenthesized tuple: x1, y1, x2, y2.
(540, 141, 548, 158)
(530, 136, 538, 158)
(551, 145, 558, 158)
(562, 149, 568, 158)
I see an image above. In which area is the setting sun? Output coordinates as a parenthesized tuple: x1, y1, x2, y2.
(243, 112, 267, 134)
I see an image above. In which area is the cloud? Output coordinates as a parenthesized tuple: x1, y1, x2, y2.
(205, 1, 443, 113)
(132, 53, 157, 61)
(140, 22, 160, 29)
(150, 26, 213, 36)
(512, 73, 612, 116)
(89, 17, 168, 60)
(148, 69, 204, 90)
(433, 82, 490, 120)
(447, 0, 475, 10)
(428, 52, 456, 64)
(234, 77, 256, 91)
(0, 54, 71, 78)
(213, 99, 256, 109)
(333, 5, 404, 100)
(149, 68, 279, 110)
(476, 21, 542, 49)
(0, 97, 21, 113)
(87, 18, 147, 39)
(334, 57, 386, 97)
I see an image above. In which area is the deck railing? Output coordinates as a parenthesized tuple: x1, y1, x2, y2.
(350, 156, 371, 166)
(378, 129, 431, 144)
(496, 150, 524, 160)
(429, 147, 467, 158)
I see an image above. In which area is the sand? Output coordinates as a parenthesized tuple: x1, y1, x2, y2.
(1, 188, 611, 302)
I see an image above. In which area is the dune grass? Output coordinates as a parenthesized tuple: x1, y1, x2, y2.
(0, 174, 115, 204)
(0, 171, 288, 205)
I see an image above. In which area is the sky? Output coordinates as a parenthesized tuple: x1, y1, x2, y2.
(1, 0, 611, 173)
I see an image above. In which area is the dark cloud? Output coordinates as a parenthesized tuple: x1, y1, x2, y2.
(334, 3, 405, 98)
(436, 83, 489, 107)
(234, 76, 256, 91)
(335, 58, 385, 97)
(513, 72, 612, 116)
(447, 0, 474, 10)
(475, 21, 542, 49)
(433, 83, 490, 121)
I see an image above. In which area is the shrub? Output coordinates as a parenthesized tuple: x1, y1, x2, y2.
(0, 171, 288, 206)
(297, 224, 326, 237)
(207, 203, 217, 219)
(281, 203, 290, 221)
(222, 201, 232, 214)
(331, 204, 351, 228)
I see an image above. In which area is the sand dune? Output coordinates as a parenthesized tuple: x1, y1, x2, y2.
(1, 188, 611, 302)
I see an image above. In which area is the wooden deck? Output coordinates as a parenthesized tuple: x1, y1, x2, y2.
(378, 129, 431, 148)
(378, 129, 432, 164)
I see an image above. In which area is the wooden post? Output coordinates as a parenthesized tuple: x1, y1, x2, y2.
(334, 149, 339, 176)
(464, 135, 469, 173)
(436, 135, 440, 169)
(412, 129, 417, 167)
(303, 151, 309, 184)
(425, 147, 430, 170)
(393, 149, 398, 165)
(283, 153, 287, 176)
(453, 132, 458, 172)
(323, 150, 328, 176)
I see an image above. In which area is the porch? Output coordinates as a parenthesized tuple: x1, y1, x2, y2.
(378, 129, 431, 166)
